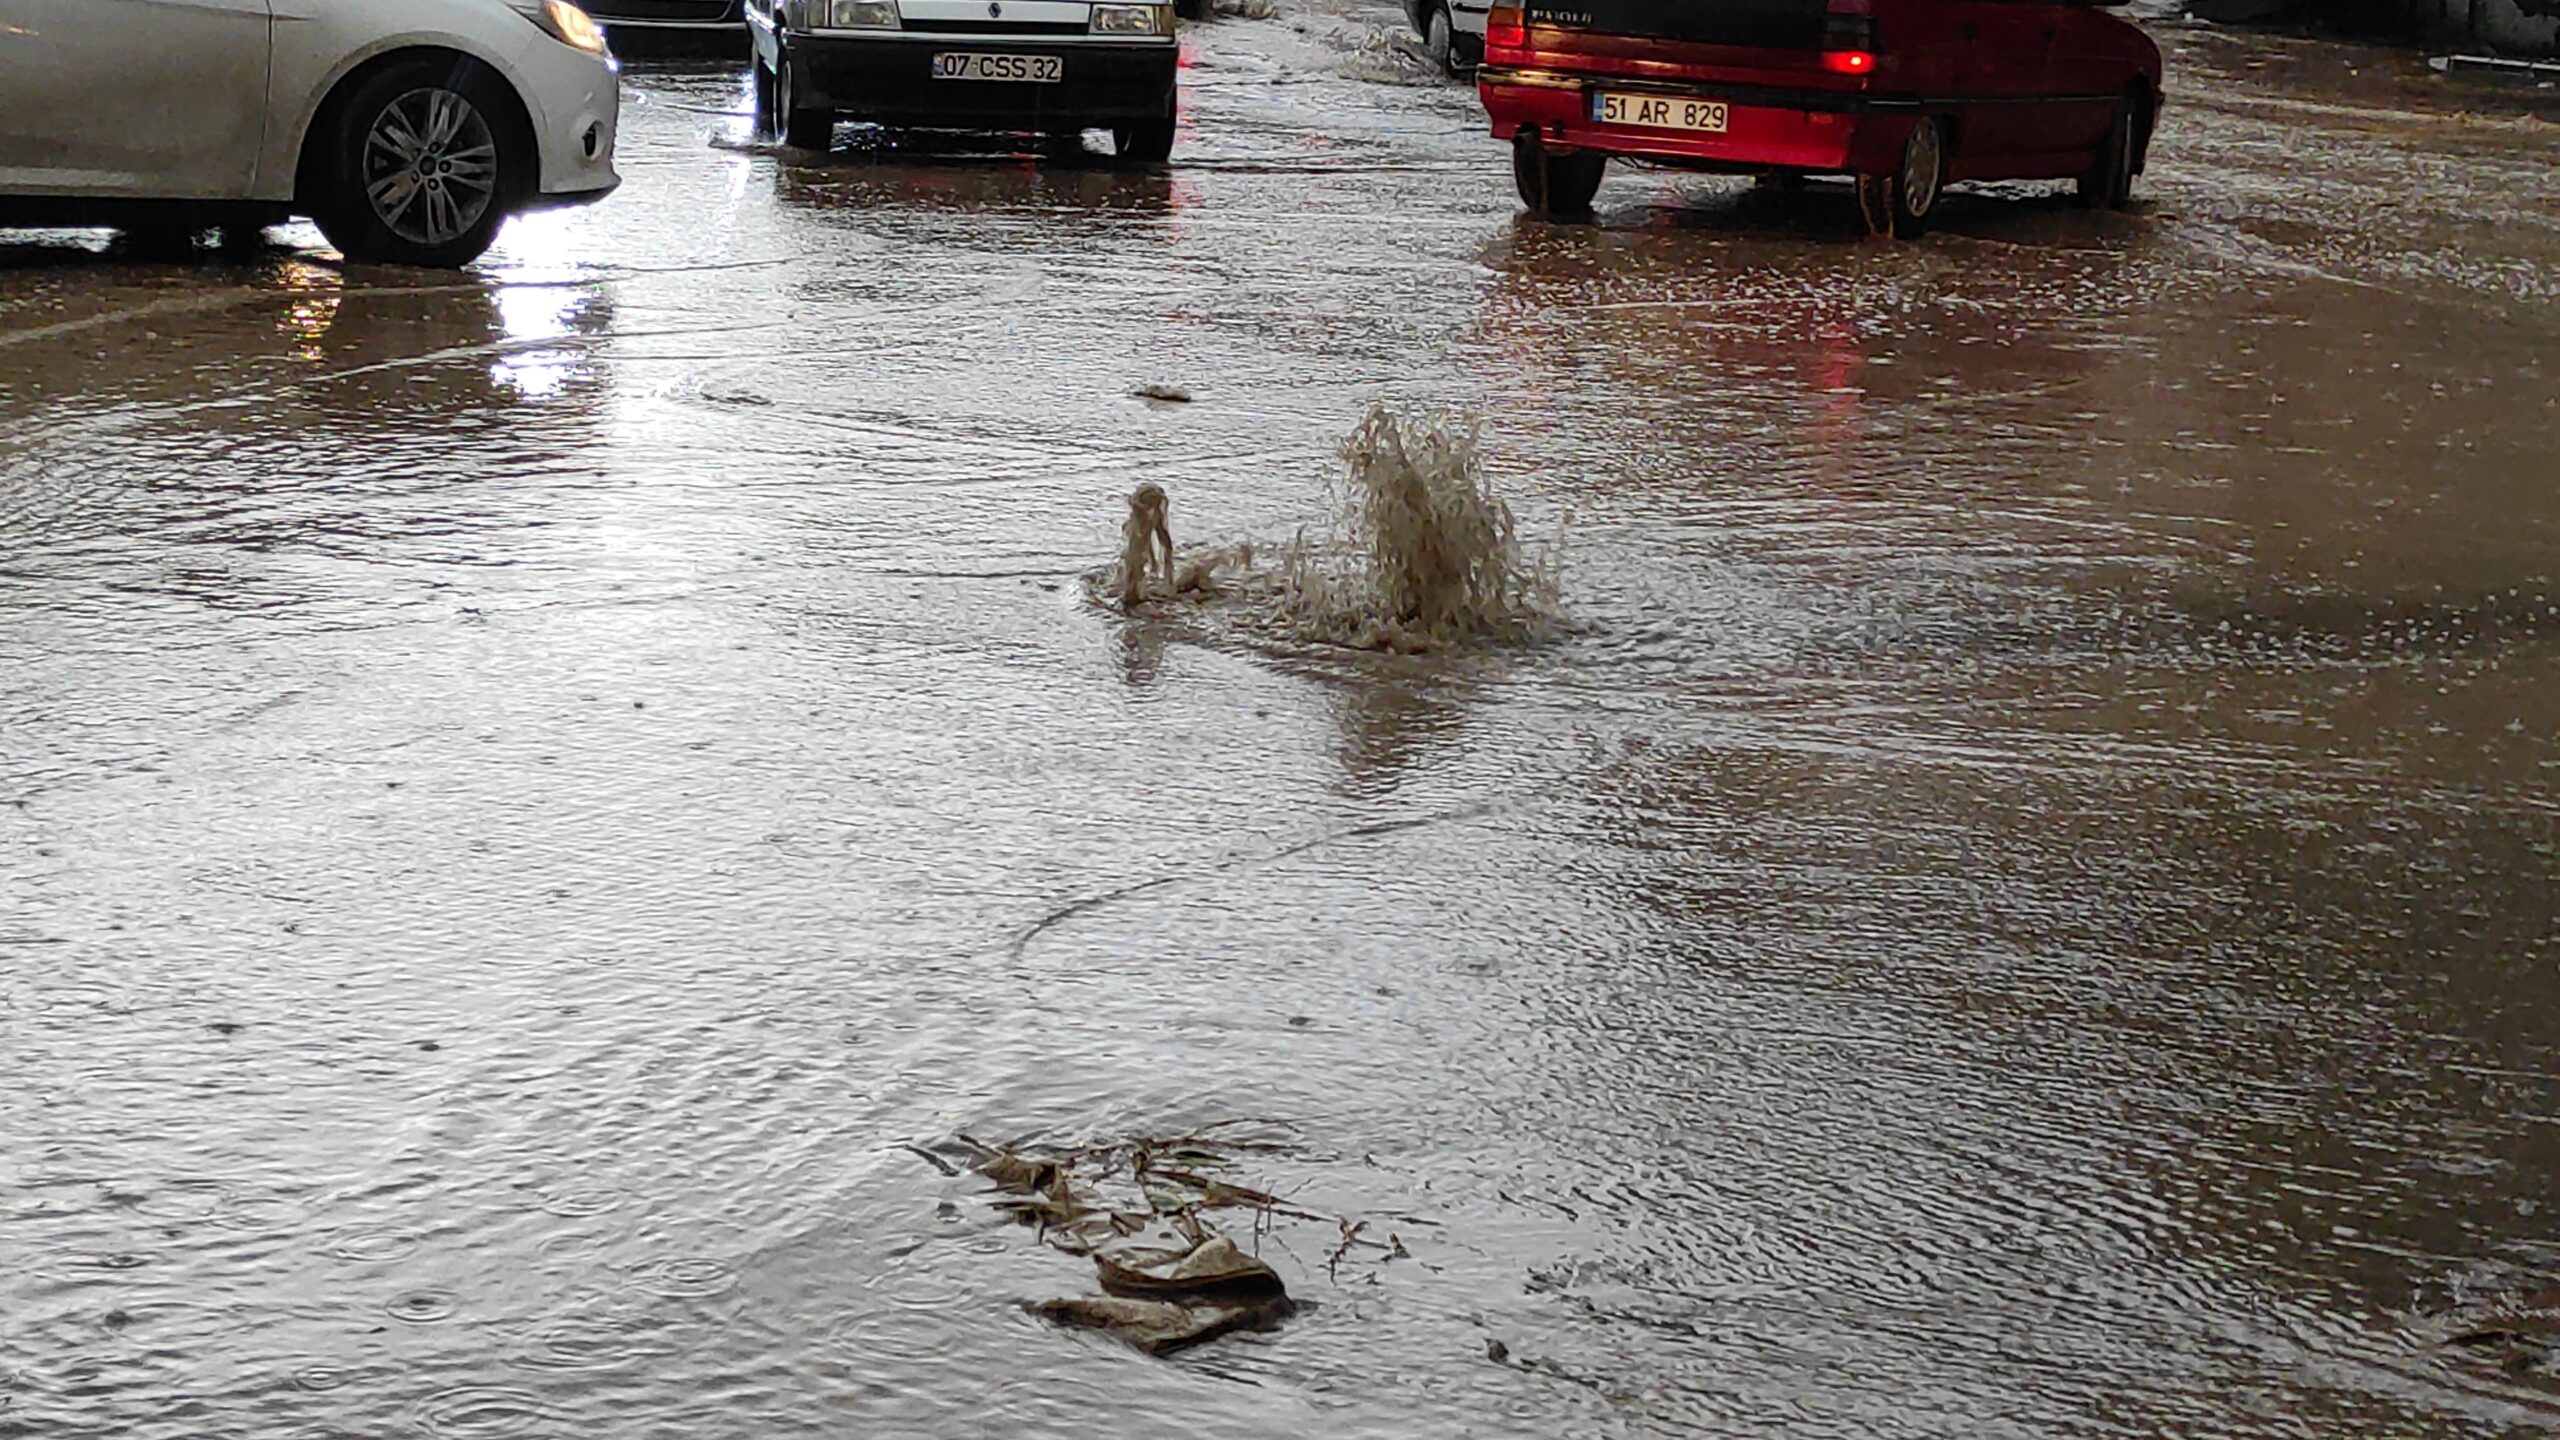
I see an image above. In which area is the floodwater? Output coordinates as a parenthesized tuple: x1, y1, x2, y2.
(4, 4, 2558, 1437)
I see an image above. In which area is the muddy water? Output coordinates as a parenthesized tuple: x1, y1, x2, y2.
(4, 8, 2558, 1438)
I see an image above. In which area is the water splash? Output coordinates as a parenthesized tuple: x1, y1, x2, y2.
(1281, 406, 1558, 652)
(1090, 407, 1558, 653)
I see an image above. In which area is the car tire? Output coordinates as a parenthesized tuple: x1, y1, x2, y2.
(1176, 0, 1205, 17)
(309, 59, 526, 269)
(753, 50, 780, 139)
(1426, 5, 1456, 76)
(1511, 132, 1604, 218)
(2075, 95, 2138, 210)
(1112, 108, 1176, 163)
(775, 42, 835, 150)
(1854, 116, 1944, 240)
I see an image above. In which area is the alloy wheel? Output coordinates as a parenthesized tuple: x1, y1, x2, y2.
(1900, 120, 1944, 218)
(362, 87, 499, 247)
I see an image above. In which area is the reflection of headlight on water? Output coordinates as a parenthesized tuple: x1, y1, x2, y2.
(495, 352, 578, 398)
(493, 283, 590, 399)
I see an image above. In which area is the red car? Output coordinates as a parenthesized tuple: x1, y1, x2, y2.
(1476, 0, 2163, 236)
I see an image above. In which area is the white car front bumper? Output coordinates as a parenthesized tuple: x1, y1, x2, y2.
(515, 29, 623, 201)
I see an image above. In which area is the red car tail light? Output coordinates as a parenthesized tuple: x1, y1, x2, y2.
(1487, 5, 1525, 50)
(1822, 0, 1876, 73)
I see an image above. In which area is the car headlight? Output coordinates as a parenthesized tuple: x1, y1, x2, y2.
(1089, 2, 1172, 34)
(812, 0, 900, 28)
(530, 0, 611, 53)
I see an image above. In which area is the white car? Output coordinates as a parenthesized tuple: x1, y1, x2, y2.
(0, 0, 623, 267)
(1401, 0, 1482, 76)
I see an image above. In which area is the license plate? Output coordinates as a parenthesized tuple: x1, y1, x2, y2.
(932, 52, 1063, 82)
(1591, 93, 1728, 133)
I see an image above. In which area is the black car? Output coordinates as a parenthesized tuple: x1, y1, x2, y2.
(745, 0, 1178, 161)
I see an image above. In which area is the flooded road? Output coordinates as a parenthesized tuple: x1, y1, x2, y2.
(5, 6, 2559, 1437)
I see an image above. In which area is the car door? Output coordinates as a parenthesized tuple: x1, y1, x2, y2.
(1944, 0, 2050, 168)
(0, 0, 272, 198)
(2043, 0, 2135, 159)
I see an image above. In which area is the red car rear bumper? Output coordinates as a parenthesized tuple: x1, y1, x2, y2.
(1480, 68, 1915, 174)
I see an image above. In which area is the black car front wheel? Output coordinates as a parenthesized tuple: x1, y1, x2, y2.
(752, 48, 779, 138)
(1112, 105, 1175, 163)
(774, 42, 835, 149)
(312, 59, 525, 268)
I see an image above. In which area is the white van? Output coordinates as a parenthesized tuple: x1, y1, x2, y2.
(744, 0, 1179, 160)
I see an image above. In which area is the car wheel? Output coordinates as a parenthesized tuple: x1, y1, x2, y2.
(1511, 132, 1604, 218)
(1452, 32, 1484, 73)
(1426, 4, 1456, 75)
(311, 60, 525, 269)
(2075, 95, 2138, 210)
(775, 42, 835, 150)
(1112, 108, 1176, 163)
(1176, 0, 1205, 17)
(1853, 116, 1944, 240)
(752, 50, 780, 139)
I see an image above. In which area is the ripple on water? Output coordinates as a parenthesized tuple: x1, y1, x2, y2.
(291, 1363, 356, 1392)
(513, 1315, 668, 1372)
(534, 1229, 614, 1265)
(214, 1191, 313, 1232)
(414, 1385, 575, 1438)
(325, 1229, 423, 1263)
(539, 1189, 626, 1218)
(128, 1179, 231, 1222)
(50, 1249, 160, 1274)
(386, 1290, 460, 1324)
(624, 1257, 736, 1299)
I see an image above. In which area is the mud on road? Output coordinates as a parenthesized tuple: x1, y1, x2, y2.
(3, 6, 2558, 1438)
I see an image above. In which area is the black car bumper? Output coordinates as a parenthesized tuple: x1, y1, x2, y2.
(790, 37, 1176, 125)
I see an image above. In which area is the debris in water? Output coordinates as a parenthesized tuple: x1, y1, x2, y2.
(1210, 0, 1279, 17)
(951, 1126, 1392, 1356)
(2435, 1286, 2560, 1377)
(1133, 383, 1192, 403)
(1029, 1293, 1286, 1354)
(1095, 1235, 1284, 1301)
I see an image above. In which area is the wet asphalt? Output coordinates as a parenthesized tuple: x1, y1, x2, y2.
(4, 5, 2559, 1437)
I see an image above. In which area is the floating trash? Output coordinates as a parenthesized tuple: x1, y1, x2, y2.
(924, 1124, 1409, 1356)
